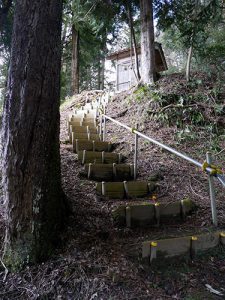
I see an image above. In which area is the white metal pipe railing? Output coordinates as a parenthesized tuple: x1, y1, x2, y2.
(100, 111, 225, 226)
(103, 114, 224, 180)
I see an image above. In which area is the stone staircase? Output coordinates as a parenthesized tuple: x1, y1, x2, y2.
(67, 94, 225, 265)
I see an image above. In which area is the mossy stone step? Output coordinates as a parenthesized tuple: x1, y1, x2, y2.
(78, 150, 122, 164)
(83, 163, 134, 181)
(96, 181, 156, 199)
(74, 140, 112, 153)
(112, 199, 195, 227)
(142, 231, 225, 263)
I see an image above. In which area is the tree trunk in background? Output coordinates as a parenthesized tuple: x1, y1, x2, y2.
(140, 0, 156, 84)
(98, 45, 106, 90)
(99, 57, 105, 90)
(97, 53, 102, 90)
(186, 44, 193, 82)
(71, 24, 79, 94)
(126, 1, 141, 81)
(2, 0, 67, 270)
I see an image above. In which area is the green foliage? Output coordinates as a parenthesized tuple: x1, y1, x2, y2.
(61, 0, 121, 99)
(156, 0, 223, 49)
(133, 85, 163, 103)
(0, 0, 14, 52)
(196, 26, 225, 75)
(155, 0, 224, 75)
(175, 126, 197, 143)
(0, 53, 9, 112)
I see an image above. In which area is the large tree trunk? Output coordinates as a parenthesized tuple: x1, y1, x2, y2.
(140, 0, 156, 84)
(2, 0, 67, 270)
(71, 24, 79, 94)
(126, 1, 141, 81)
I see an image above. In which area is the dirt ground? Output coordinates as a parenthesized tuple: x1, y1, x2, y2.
(0, 74, 225, 299)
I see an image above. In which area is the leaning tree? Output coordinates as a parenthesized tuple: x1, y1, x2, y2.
(2, 0, 67, 269)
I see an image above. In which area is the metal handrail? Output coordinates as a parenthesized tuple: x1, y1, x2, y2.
(103, 115, 224, 180)
(100, 112, 225, 226)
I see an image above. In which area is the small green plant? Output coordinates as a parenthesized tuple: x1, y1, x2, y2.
(175, 126, 197, 143)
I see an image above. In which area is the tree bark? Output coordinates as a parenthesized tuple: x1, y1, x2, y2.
(2, 0, 67, 270)
(98, 60, 105, 90)
(186, 44, 193, 82)
(98, 45, 106, 90)
(140, 0, 156, 84)
(126, 1, 141, 81)
(71, 24, 79, 94)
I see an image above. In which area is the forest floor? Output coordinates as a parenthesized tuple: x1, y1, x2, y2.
(0, 73, 225, 299)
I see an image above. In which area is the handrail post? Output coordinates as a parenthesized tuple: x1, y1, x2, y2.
(103, 105, 106, 142)
(206, 152, 218, 226)
(134, 128, 138, 180)
(100, 114, 103, 141)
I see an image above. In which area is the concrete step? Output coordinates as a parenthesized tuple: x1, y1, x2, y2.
(68, 120, 96, 132)
(78, 150, 123, 164)
(70, 125, 98, 134)
(68, 117, 98, 127)
(70, 116, 83, 123)
(112, 199, 195, 227)
(83, 163, 134, 181)
(83, 102, 101, 110)
(72, 135, 101, 151)
(73, 109, 97, 117)
(82, 120, 98, 127)
(96, 181, 156, 199)
(68, 120, 97, 128)
(142, 231, 225, 264)
(72, 132, 101, 142)
(68, 125, 99, 143)
(74, 140, 112, 153)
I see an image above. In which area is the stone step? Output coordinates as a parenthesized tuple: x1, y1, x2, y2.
(72, 135, 101, 150)
(112, 199, 195, 227)
(68, 120, 97, 133)
(78, 150, 123, 164)
(82, 120, 98, 127)
(83, 116, 97, 123)
(73, 109, 97, 117)
(70, 116, 83, 122)
(68, 125, 99, 143)
(83, 102, 101, 110)
(142, 231, 225, 264)
(68, 120, 97, 127)
(83, 103, 95, 110)
(72, 132, 101, 142)
(69, 116, 98, 126)
(83, 163, 134, 181)
(70, 125, 98, 134)
(68, 121, 98, 141)
(74, 140, 112, 153)
(96, 181, 156, 199)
